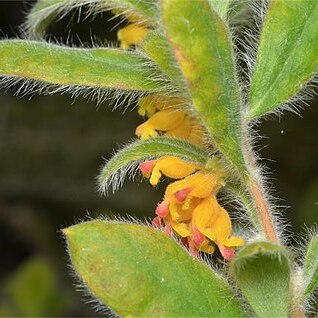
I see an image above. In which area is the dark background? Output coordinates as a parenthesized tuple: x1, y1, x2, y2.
(0, 1, 317, 316)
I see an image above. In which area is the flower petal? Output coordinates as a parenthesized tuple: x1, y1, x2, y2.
(149, 156, 201, 185)
(135, 122, 158, 139)
(169, 198, 198, 222)
(192, 226, 206, 246)
(117, 24, 149, 49)
(135, 110, 185, 140)
(193, 196, 244, 252)
(140, 160, 157, 174)
(137, 95, 185, 117)
(155, 201, 169, 218)
(217, 244, 236, 261)
(152, 216, 162, 228)
(171, 221, 191, 237)
(223, 236, 245, 248)
(193, 196, 220, 241)
(174, 187, 192, 202)
(146, 110, 185, 131)
(166, 172, 221, 201)
(165, 116, 192, 139)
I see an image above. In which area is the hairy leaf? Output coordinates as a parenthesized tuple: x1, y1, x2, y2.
(231, 241, 291, 318)
(141, 31, 183, 87)
(249, 0, 318, 119)
(64, 220, 247, 317)
(98, 137, 209, 193)
(0, 40, 166, 93)
(304, 235, 318, 298)
(162, 0, 246, 170)
(26, 0, 158, 38)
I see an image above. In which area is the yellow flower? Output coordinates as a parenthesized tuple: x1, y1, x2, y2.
(137, 96, 158, 117)
(139, 156, 202, 186)
(136, 95, 207, 146)
(193, 196, 245, 259)
(141, 156, 244, 260)
(135, 109, 186, 139)
(137, 95, 183, 117)
(117, 24, 149, 49)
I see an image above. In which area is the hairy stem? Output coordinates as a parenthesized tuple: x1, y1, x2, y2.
(291, 304, 305, 318)
(290, 268, 306, 318)
(248, 177, 279, 243)
(241, 123, 280, 244)
(241, 122, 308, 316)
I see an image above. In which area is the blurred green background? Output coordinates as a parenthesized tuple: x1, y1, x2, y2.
(0, 1, 317, 316)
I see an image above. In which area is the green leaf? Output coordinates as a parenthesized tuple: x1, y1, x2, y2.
(26, 0, 158, 38)
(141, 31, 183, 87)
(0, 40, 166, 93)
(5, 257, 66, 317)
(226, 182, 261, 229)
(64, 220, 247, 317)
(98, 137, 209, 193)
(304, 235, 318, 298)
(249, 0, 318, 119)
(231, 241, 291, 318)
(161, 0, 246, 171)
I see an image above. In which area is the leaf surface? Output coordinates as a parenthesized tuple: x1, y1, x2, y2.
(64, 220, 247, 317)
(231, 241, 291, 318)
(249, 0, 318, 119)
(162, 0, 245, 170)
(0, 40, 165, 93)
(304, 235, 318, 297)
(141, 31, 182, 87)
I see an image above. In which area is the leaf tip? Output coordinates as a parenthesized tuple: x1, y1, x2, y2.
(62, 226, 73, 239)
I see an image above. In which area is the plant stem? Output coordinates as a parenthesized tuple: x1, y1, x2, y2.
(291, 304, 305, 318)
(241, 123, 280, 244)
(248, 178, 279, 243)
(241, 126, 306, 317)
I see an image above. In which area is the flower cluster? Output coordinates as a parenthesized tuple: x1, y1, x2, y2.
(117, 14, 244, 260)
(140, 156, 244, 260)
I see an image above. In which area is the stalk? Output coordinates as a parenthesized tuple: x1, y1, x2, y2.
(241, 122, 280, 244)
(291, 304, 305, 318)
(241, 122, 307, 317)
(248, 177, 279, 243)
